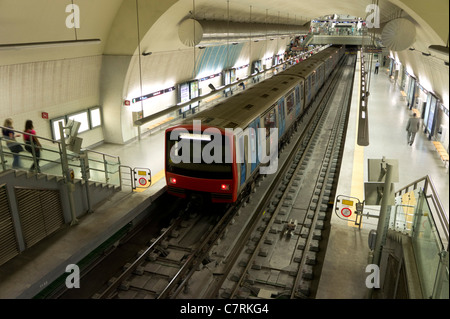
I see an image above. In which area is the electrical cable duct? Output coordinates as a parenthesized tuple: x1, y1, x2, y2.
(178, 18, 310, 47)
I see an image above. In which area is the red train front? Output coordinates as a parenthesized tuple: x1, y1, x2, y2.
(165, 124, 238, 203)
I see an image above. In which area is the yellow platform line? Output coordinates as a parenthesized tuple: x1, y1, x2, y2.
(349, 143, 365, 227)
(349, 57, 365, 228)
(151, 169, 166, 185)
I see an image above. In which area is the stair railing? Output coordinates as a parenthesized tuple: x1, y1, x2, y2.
(0, 125, 122, 188)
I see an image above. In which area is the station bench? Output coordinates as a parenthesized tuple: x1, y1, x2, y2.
(400, 90, 407, 101)
(432, 141, 449, 168)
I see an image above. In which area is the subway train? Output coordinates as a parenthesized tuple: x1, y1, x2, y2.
(165, 45, 345, 203)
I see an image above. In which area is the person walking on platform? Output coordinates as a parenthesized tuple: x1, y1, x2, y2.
(2, 118, 23, 168)
(23, 120, 42, 172)
(374, 60, 380, 74)
(406, 113, 420, 146)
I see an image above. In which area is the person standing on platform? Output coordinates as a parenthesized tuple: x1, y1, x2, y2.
(374, 60, 380, 74)
(406, 113, 420, 146)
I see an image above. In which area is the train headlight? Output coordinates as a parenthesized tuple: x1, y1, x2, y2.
(221, 184, 230, 191)
(170, 177, 177, 184)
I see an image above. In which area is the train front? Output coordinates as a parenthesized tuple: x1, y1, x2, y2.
(165, 125, 237, 203)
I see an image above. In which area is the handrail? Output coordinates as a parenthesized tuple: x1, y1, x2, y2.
(1, 125, 122, 187)
(81, 148, 120, 160)
(1, 126, 59, 145)
(395, 175, 449, 249)
(392, 175, 449, 298)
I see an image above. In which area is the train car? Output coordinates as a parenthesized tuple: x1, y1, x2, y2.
(165, 74, 303, 203)
(280, 46, 344, 106)
(310, 46, 343, 78)
(280, 58, 325, 107)
(165, 46, 344, 203)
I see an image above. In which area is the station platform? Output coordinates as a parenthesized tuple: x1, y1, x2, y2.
(0, 178, 166, 299)
(0, 56, 448, 300)
(316, 57, 449, 298)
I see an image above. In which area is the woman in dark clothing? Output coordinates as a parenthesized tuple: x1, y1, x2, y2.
(23, 120, 42, 172)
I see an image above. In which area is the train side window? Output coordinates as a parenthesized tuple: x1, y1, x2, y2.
(286, 91, 295, 115)
(264, 108, 276, 137)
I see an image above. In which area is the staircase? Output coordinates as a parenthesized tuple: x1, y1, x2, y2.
(0, 168, 121, 267)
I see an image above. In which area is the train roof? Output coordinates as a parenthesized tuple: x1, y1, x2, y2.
(179, 74, 303, 130)
(309, 46, 342, 62)
(278, 46, 341, 78)
(279, 58, 324, 78)
(174, 46, 343, 131)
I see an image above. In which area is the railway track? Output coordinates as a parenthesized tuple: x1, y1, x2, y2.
(93, 202, 231, 299)
(212, 56, 356, 299)
(56, 54, 354, 300)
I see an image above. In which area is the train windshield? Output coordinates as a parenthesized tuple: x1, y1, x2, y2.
(166, 131, 233, 179)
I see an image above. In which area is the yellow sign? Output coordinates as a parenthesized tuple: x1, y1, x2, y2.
(342, 199, 354, 206)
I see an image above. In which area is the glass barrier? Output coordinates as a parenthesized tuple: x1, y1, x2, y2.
(413, 191, 444, 298)
(393, 176, 449, 299)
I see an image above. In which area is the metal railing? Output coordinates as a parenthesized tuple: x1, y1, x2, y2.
(394, 175, 449, 247)
(0, 125, 122, 188)
(392, 175, 449, 299)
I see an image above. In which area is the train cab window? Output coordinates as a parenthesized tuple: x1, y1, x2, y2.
(286, 91, 295, 115)
(165, 131, 233, 179)
(264, 109, 276, 137)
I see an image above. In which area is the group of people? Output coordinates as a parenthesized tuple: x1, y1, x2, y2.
(2, 119, 41, 172)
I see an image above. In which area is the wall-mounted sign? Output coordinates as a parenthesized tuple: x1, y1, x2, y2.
(132, 86, 176, 104)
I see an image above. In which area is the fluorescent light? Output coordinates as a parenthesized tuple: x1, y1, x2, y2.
(180, 133, 212, 141)
(0, 39, 101, 51)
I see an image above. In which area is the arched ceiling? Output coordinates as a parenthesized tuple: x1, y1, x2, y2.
(0, 0, 448, 103)
(1, 0, 447, 58)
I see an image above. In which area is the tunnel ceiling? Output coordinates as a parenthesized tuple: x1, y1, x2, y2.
(0, 0, 448, 59)
(0, 0, 448, 104)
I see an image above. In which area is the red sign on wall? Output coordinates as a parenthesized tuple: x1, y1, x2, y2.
(41, 112, 49, 119)
(124, 100, 131, 106)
